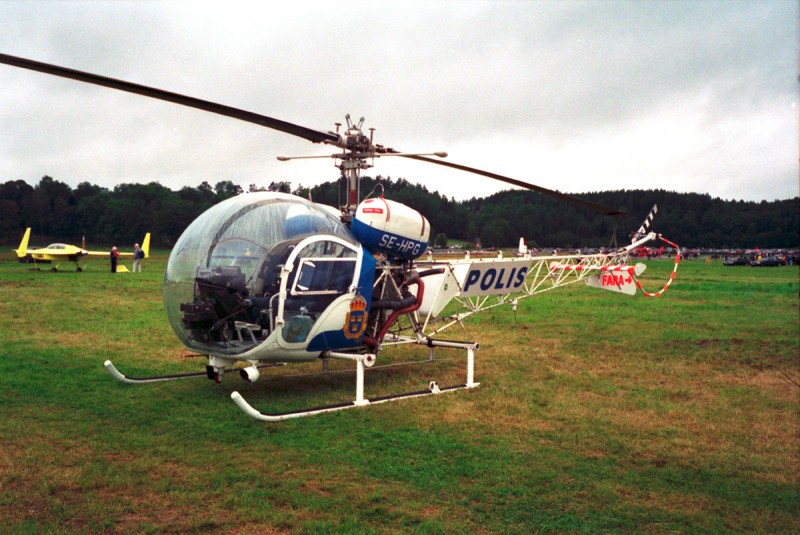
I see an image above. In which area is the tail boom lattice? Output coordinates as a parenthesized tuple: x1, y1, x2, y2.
(412, 232, 680, 337)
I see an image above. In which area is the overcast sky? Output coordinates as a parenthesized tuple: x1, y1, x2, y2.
(1, 0, 797, 203)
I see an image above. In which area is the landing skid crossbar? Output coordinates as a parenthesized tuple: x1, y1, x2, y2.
(231, 340, 480, 422)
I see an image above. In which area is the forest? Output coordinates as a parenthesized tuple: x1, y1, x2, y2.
(0, 175, 797, 250)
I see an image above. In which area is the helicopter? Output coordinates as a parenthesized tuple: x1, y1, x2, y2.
(13, 227, 150, 272)
(0, 53, 681, 421)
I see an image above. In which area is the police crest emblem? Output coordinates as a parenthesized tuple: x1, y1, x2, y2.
(343, 295, 368, 340)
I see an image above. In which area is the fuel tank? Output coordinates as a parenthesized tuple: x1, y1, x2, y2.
(351, 197, 430, 260)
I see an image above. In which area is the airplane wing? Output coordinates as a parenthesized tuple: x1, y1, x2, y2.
(86, 250, 123, 256)
(87, 232, 151, 257)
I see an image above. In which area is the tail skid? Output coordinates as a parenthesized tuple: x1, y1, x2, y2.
(632, 234, 681, 297)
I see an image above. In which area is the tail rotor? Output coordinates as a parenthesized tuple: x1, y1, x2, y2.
(632, 204, 658, 243)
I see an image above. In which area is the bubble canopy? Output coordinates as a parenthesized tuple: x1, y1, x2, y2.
(163, 192, 356, 354)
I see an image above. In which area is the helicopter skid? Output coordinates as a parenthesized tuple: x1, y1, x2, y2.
(231, 341, 480, 422)
(231, 381, 479, 422)
(103, 359, 282, 384)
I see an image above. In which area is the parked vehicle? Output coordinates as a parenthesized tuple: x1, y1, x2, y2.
(723, 255, 750, 266)
(750, 256, 784, 267)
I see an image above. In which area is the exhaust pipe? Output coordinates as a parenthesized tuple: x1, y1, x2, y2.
(239, 366, 260, 384)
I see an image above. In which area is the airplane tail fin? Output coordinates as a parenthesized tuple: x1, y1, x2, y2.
(517, 237, 528, 256)
(14, 228, 31, 258)
(141, 233, 151, 258)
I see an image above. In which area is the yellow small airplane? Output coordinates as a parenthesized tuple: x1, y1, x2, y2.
(14, 228, 150, 272)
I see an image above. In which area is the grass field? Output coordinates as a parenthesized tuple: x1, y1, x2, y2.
(0, 251, 797, 533)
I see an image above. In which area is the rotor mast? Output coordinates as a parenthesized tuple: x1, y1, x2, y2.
(278, 115, 448, 223)
(337, 115, 373, 219)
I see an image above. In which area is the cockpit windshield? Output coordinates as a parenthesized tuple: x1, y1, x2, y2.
(163, 192, 357, 355)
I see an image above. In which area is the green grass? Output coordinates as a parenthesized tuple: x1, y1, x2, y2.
(0, 252, 798, 533)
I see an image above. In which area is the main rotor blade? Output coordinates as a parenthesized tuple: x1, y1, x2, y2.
(399, 154, 626, 216)
(0, 53, 340, 144)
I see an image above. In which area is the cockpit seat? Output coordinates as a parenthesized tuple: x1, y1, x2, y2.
(254, 239, 298, 296)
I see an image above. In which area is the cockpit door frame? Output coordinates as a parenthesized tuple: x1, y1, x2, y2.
(275, 234, 362, 340)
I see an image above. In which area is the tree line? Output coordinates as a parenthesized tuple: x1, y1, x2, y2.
(1, 175, 797, 249)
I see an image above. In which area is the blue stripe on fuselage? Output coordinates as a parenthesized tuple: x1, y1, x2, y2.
(351, 218, 427, 260)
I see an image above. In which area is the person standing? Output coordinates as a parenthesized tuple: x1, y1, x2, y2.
(110, 246, 119, 273)
(132, 242, 143, 272)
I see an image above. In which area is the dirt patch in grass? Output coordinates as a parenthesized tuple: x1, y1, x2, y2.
(1, 433, 96, 529)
